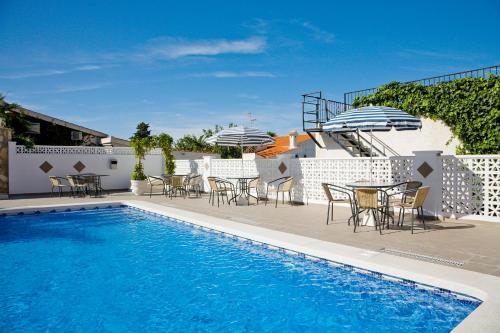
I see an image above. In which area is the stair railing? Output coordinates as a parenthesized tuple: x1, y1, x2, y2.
(356, 131, 400, 157)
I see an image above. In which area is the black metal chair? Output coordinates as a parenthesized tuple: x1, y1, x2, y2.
(66, 175, 87, 197)
(207, 177, 236, 207)
(146, 176, 166, 198)
(381, 180, 423, 228)
(185, 174, 203, 197)
(49, 176, 70, 197)
(265, 177, 294, 208)
(322, 183, 358, 230)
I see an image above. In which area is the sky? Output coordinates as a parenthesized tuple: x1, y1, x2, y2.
(1, 0, 499, 139)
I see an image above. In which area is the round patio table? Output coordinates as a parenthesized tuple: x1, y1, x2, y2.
(163, 174, 188, 197)
(70, 174, 109, 197)
(345, 181, 405, 227)
(228, 176, 259, 205)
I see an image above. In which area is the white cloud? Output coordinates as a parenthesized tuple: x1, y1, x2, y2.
(143, 36, 266, 59)
(300, 21, 335, 43)
(56, 83, 104, 93)
(191, 71, 275, 78)
(75, 65, 102, 71)
(0, 64, 102, 79)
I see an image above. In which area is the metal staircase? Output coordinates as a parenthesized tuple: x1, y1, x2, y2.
(302, 91, 399, 157)
(303, 65, 499, 157)
(302, 92, 397, 157)
(329, 132, 375, 157)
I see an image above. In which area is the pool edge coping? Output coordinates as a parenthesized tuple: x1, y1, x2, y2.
(2, 200, 499, 332)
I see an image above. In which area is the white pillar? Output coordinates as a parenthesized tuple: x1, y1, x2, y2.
(412, 150, 443, 218)
(202, 156, 213, 192)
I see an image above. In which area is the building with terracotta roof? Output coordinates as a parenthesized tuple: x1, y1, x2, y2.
(256, 130, 316, 158)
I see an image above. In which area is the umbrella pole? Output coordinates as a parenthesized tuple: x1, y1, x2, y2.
(241, 145, 244, 177)
(370, 130, 373, 183)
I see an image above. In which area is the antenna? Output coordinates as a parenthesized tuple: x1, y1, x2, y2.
(247, 112, 256, 127)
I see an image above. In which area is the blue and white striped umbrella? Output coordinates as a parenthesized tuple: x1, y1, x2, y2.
(206, 126, 275, 147)
(323, 105, 422, 132)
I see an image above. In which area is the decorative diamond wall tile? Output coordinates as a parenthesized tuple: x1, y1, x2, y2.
(417, 162, 433, 178)
(39, 161, 53, 173)
(73, 161, 86, 172)
(278, 161, 287, 174)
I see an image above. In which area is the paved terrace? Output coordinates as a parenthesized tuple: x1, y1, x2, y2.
(2, 191, 500, 277)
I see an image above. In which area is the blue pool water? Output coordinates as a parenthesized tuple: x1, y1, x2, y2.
(0, 207, 479, 332)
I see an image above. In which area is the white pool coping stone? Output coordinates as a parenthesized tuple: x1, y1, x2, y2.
(2, 200, 500, 332)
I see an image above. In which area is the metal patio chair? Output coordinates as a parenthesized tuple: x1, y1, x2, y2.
(355, 188, 385, 234)
(322, 183, 357, 229)
(66, 175, 87, 197)
(185, 174, 203, 198)
(49, 176, 70, 197)
(169, 175, 187, 198)
(265, 176, 294, 208)
(146, 175, 166, 198)
(397, 186, 430, 234)
(247, 176, 260, 205)
(207, 177, 236, 207)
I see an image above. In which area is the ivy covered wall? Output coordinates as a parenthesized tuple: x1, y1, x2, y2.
(353, 76, 500, 154)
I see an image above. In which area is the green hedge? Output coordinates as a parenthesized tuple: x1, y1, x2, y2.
(352, 76, 500, 154)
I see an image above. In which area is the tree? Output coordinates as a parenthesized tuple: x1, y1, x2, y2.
(266, 131, 277, 137)
(131, 122, 151, 139)
(155, 133, 175, 175)
(174, 124, 241, 158)
(130, 136, 154, 180)
(0, 94, 34, 147)
(175, 134, 210, 152)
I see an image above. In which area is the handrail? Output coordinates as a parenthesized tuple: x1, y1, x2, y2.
(302, 91, 352, 132)
(343, 65, 499, 105)
(356, 131, 400, 156)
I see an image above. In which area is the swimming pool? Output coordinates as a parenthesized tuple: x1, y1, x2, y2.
(0, 205, 480, 332)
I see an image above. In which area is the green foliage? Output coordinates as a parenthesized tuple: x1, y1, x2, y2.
(129, 136, 154, 180)
(130, 122, 151, 139)
(0, 94, 34, 147)
(266, 131, 277, 137)
(175, 134, 211, 153)
(175, 123, 242, 158)
(155, 133, 175, 175)
(352, 76, 500, 154)
(131, 162, 146, 181)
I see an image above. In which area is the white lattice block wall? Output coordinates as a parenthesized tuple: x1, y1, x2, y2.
(9, 144, 163, 194)
(175, 159, 204, 176)
(289, 157, 415, 203)
(207, 157, 415, 204)
(16, 145, 162, 156)
(442, 155, 499, 219)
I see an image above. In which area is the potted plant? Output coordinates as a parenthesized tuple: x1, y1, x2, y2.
(130, 136, 153, 195)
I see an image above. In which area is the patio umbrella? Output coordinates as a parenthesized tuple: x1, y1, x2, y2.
(323, 105, 422, 180)
(323, 105, 422, 132)
(206, 126, 275, 176)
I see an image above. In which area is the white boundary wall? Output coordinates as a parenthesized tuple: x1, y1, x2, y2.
(8, 143, 499, 222)
(8, 143, 163, 194)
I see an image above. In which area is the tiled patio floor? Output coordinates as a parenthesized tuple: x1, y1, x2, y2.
(2, 191, 500, 277)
